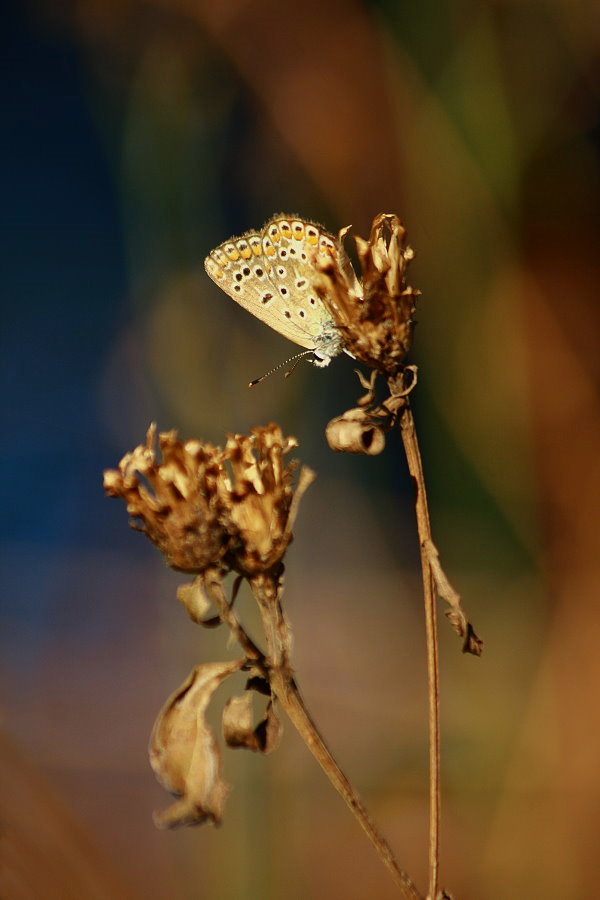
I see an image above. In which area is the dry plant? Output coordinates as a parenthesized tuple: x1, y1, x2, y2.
(104, 213, 482, 900)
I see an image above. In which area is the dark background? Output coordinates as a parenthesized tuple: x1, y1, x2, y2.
(2, 1, 599, 898)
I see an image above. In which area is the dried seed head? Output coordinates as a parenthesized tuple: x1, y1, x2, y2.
(222, 424, 315, 575)
(103, 424, 230, 572)
(316, 213, 418, 376)
(104, 423, 312, 576)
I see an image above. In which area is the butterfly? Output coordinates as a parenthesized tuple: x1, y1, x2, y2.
(204, 215, 357, 370)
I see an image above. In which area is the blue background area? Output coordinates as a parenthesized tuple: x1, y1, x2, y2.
(2, 2, 127, 551)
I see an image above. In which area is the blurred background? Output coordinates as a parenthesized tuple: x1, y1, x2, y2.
(2, 0, 599, 897)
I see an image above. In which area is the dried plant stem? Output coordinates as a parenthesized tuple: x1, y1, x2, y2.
(202, 569, 263, 663)
(398, 399, 440, 900)
(250, 573, 423, 900)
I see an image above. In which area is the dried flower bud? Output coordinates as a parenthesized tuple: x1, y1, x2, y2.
(222, 424, 315, 575)
(103, 424, 230, 572)
(316, 213, 418, 376)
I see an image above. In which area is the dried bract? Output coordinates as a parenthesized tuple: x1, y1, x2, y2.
(316, 213, 418, 376)
(223, 693, 281, 754)
(149, 661, 244, 828)
(103, 424, 229, 572)
(222, 424, 315, 574)
(177, 575, 221, 626)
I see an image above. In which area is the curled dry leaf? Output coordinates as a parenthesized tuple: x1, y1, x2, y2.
(424, 540, 483, 656)
(223, 693, 282, 754)
(325, 408, 386, 455)
(149, 660, 244, 829)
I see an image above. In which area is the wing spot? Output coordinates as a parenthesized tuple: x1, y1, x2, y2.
(280, 287, 288, 296)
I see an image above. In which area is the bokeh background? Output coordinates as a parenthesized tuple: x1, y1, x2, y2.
(2, 0, 599, 898)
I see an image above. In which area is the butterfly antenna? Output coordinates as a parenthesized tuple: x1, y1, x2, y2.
(249, 350, 314, 387)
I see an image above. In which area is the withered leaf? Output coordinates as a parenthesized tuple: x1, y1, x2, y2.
(223, 694, 282, 754)
(149, 660, 244, 828)
(425, 540, 483, 656)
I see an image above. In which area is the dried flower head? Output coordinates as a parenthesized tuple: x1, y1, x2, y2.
(223, 424, 315, 575)
(103, 424, 230, 572)
(315, 213, 418, 376)
(104, 423, 313, 576)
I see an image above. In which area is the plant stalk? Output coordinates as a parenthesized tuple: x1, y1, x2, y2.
(250, 572, 424, 900)
(399, 399, 440, 900)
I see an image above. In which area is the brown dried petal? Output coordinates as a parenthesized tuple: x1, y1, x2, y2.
(149, 660, 244, 829)
(223, 694, 281, 754)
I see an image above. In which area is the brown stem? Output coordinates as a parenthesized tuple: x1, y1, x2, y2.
(398, 398, 440, 900)
(202, 567, 263, 663)
(250, 572, 424, 900)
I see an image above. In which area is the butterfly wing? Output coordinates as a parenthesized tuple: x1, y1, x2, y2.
(204, 215, 342, 354)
